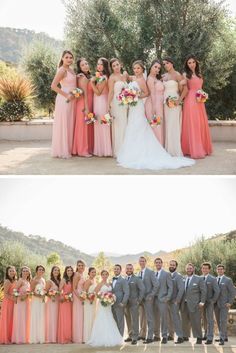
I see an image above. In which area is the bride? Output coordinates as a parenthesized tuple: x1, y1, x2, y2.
(88, 270, 123, 347)
(117, 60, 195, 170)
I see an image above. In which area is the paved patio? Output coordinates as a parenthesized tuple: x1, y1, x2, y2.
(0, 140, 235, 175)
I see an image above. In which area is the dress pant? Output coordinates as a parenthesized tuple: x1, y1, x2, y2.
(169, 302, 183, 338)
(139, 298, 154, 339)
(181, 301, 202, 338)
(154, 298, 168, 338)
(203, 301, 215, 340)
(125, 300, 139, 340)
(214, 304, 229, 340)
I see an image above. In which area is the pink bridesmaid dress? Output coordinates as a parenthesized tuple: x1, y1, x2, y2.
(93, 83, 113, 157)
(0, 281, 16, 344)
(51, 69, 76, 158)
(181, 76, 212, 158)
(58, 282, 73, 344)
(145, 77, 165, 146)
(72, 80, 94, 156)
(72, 277, 85, 343)
(45, 281, 59, 343)
(12, 280, 31, 344)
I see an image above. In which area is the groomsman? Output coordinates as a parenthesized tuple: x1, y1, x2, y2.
(214, 264, 236, 345)
(168, 260, 185, 344)
(180, 263, 206, 344)
(138, 256, 159, 343)
(201, 262, 220, 345)
(153, 257, 173, 344)
(111, 264, 130, 336)
(124, 264, 145, 345)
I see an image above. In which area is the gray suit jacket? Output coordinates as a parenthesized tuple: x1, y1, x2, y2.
(216, 275, 236, 308)
(155, 269, 173, 302)
(181, 275, 207, 312)
(201, 274, 220, 304)
(127, 275, 145, 304)
(139, 267, 158, 300)
(170, 271, 185, 304)
(112, 275, 130, 305)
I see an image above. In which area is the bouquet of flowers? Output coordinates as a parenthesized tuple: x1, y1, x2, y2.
(166, 95, 179, 108)
(100, 113, 113, 125)
(97, 291, 116, 307)
(63, 292, 73, 302)
(35, 285, 46, 302)
(47, 289, 61, 302)
(79, 290, 87, 305)
(148, 115, 161, 127)
(117, 82, 140, 107)
(66, 88, 83, 103)
(196, 89, 208, 103)
(13, 288, 20, 302)
(87, 292, 96, 304)
(95, 72, 106, 84)
(84, 112, 97, 125)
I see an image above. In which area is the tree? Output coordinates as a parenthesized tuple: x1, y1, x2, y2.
(47, 252, 62, 266)
(92, 252, 113, 279)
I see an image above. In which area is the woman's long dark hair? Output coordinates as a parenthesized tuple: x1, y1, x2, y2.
(110, 58, 124, 74)
(98, 57, 110, 78)
(63, 266, 74, 284)
(184, 54, 202, 79)
(58, 50, 74, 68)
(50, 266, 61, 287)
(5, 266, 17, 283)
(77, 57, 91, 79)
(148, 59, 162, 80)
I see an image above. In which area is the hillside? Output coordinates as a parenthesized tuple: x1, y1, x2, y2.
(0, 27, 63, 64)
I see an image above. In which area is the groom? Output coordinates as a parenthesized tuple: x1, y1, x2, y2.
(112, 264, 130, 336)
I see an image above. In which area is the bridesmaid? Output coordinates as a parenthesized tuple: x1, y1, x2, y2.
(72, 58, 94, 157)
(91, 57, 113, 157)
(12, 266, 31, 344)
(162, 57, 186, 156)
(145, 59, 165, 146)
(29, 265, 46, 344)
(51, 50, 76, 158)
(73, 260, 85, 343)
(0, 266, 17, 344)
(181, 54, 212, 158)
(45, 266, 61, 343)
(83, 267, 97, 342)
(108, 58, 129, 157)
(58, 266, 74, 344)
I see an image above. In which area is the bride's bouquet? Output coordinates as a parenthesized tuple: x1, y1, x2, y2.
(117, 82, 140, 107)
(165, 95, 179, 108)
(196, 89, 208, 103)
(97, 291, 116, 307)
(148, 114, 161, 127)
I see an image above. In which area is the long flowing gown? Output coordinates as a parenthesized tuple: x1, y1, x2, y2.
(58, 282, 73, 344)
(12, 280, 31, 344)
(29, 280, 46, 344)
(88, 285, 123, 347)
(0, 281, 16, 344)
(45, 281, 59, 343)
(51, 69, 76, 158)
(73, 277, 85, 343)
(181, 76, 212, 158)
(111, 81, 128, 157)
(117, 81, 195, 170)
(83, 283, 96, 342)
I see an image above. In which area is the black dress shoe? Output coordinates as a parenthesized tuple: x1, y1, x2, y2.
(183, 337, 189, 341)
(153, 336, 161, 342)
(202, 336, 207, 340)
(143, 338, 153, 344)
(205, 340, 212, 345)
(219, 339, 224, 346)
(175, 337, 184, 344)
(167, 335, 174, 341)
(131, 340, 137, 345)
(138, 336, 145, 341)
(124, 337, 132, 342)
(161, 337, 167, 344)
(196, 338, 202, 344)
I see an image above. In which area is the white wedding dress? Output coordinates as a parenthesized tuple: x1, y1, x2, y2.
(88, 285, 123, 347)
(117, 81, 195, 170)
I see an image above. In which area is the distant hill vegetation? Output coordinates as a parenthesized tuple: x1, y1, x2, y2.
(0, 27, 63, 64)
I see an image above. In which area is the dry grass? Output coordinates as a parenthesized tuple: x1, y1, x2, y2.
(0, 75, 35, 102)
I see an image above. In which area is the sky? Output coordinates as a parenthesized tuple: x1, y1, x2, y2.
(0, 177, 235, 255)
(0, 0, 236, 40)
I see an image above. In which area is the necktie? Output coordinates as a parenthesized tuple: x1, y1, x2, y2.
(140, 271, 143, 279)
(156, 271, 159, 278)
(185, 277, 190, 291)
(203, 276, 206, 281)
(127, 276, 131, 281)
(218, 277, 221, 285)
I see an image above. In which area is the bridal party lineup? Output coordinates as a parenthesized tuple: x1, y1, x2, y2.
(0, 257, 235, 347)
(50, 51, 212, 171)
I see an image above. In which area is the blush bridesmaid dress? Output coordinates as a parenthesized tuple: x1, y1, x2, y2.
(58, 281, 73, 344)
(181, 76, 212, 158)
(45, 280, 59, 343)
(0, 281, 16, 344)
(72, 276, 85, 343)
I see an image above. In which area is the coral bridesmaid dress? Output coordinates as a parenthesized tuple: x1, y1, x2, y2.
(73, 277, 85, 343)
(83, 283, 96, 342)
(51, 69, 76, 158)
(58, 282, 73, 344)
(145, 77, 165, 146)
(12, 280, 31, 344)
(45, 281, 59, 343)
(181, 76, 212, 158)
(29, 279, 46, 343)
(0, 281, 16, 344)
(93, 82, 113, 157)
(73, 80, 94, 156)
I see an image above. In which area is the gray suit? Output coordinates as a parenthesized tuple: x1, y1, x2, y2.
(125, 275, 145, 340)
(168, 271, 185, 338)
(112, 275, 130, 336)
(180, 275, 206, 338)
(202, 274, 220, 340)
(214, 275, 236, 340)
(154, 269, 173, 338)
(139, 267, 159, 339)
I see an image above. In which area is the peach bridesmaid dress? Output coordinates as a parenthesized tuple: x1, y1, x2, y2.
(45, 280, 59, 343)
(93, 81, 112, 156)
(51, 69, 76, 158)
(0, 281, 16, 344)
(73, 276, 85, 343)
(58, 282, 73, 344)
(12, 280, 31, 344)
(29, 279, 46, 343)
(145, 76, 165, 146)
(73, 80, 94, 156)
(181, 76, 212, 158)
